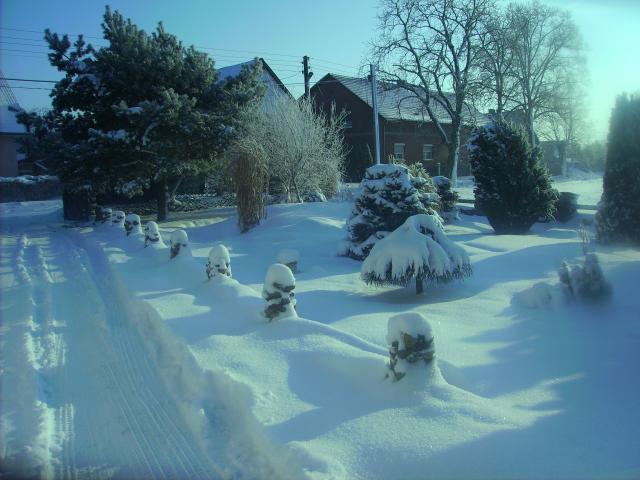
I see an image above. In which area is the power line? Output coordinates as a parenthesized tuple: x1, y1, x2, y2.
(2, 77, 57, 83)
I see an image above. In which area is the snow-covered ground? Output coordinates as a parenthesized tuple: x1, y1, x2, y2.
(2, 174, 639, 479)
(456, 171, 604, 206)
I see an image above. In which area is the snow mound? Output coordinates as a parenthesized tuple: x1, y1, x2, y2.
(111, 210, 125, 228)
(169, 229, 191, 259)
(124, 213, 142, 236)
(514, 282, 566, 309)
(143, 221, 165, 248)
(277, 249, 300, 265)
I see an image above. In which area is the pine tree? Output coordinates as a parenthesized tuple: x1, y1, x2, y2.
(468, 122, 557, 234)
(339, 164, 435, 260)
(596, 94, 640, 244)
(19, 7, 264, 221)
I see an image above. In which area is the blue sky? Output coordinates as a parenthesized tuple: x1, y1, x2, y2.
(1, 0, 638, 141)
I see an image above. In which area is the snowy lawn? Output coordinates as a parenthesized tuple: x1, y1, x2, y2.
(2, 177, 639, 479)
(456, 171, 604, 206)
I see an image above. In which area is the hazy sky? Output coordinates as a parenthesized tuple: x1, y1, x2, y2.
(1, 0, 638, 141)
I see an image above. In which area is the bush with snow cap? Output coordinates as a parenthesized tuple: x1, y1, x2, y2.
(144, 221, 164, 247)
(111, 210, 125, 228)
(559, 253, 611, 302)
(262, 263, 297, 321)
(207, 244, 232, 279)
(277, 249, 300, 273)
(169, 229, 190, 259)
(339, 164, 435, 260)
(361, 214, 471, 294)
(432, 176, 459, 222)
(96, 206, 112, 225)
(386, 312, 435, 382)
(124, 213, 142, 236)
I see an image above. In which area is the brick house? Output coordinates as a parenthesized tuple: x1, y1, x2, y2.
(310, 74, 484, 182)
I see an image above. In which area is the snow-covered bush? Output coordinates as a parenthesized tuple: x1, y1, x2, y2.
(262, 263, 297, 321)
(169, 229, 191, 259)
(144, 221, 164, 247)
(432, 176, 459, 222)
(513, 282, 566, 309)
(361, 214, 471, 294)
(277, 249, 300, 274)
(559, 253, 611, 302)
(467, 122, 557, 234)
(96, 207, 112, 225)
(124, 213, 142, 236)
(386, 313, 435, 382)
(111, 210, 125, 229)
(401, 162, 440, 212)
(207, 245, 232, 279)
(235, 93, 346, 203)
(596, 94, 640, 244)
(302, 190, 327, 203)
(339, 164, 436, 260)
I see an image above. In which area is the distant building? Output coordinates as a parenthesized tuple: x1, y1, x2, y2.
(0, 78, 29, 177)
(310, 74, 485, 182)
(217, 58, 292, 106)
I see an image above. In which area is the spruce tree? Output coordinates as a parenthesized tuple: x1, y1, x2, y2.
(339, 164, 435, 260)
(19, 7, 264, 221)
(468, 122, 557, 234)
(596, 94, 640, 244)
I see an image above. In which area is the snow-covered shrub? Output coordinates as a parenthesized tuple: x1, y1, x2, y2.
(386, 313, 435, 382)
(401, 162, 440, 212)
(339, 164, 436, 260)
(262, 263, 297, 321)
(169, 229, 191, 259)
(277, 249, 300, 274)
(361, 214, 471, 294)
(111, 210, 125, 229)
(207, 245, 232, 279)
(514, 282, 566, 309)
(596, 94, 640, 244)
(124, 213, 142, 236)
(96, 207, 112, 225)
(467, 122, 557, 234)
(302, 190, 327, 203)
(555, 192, 579, 223)
(432, 176, 459, 222)
(559, 253, 611, 302)
(144, 221, 164, 247)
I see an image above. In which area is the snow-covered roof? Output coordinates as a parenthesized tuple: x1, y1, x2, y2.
(314, 74, 485, 126)
(0, 105, 28, 135)
(217, 58, 292, 98)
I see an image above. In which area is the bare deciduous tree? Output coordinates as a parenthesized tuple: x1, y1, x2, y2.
(372, 0, 493, 186)
(505, 0, 583, 148)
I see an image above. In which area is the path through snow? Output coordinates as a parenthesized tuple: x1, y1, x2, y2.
(1, 210, 221, 479)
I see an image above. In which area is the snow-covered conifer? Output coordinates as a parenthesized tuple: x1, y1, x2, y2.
(207, 245, 232, 279)
(277, 249, 300, 274)
(558, 253, 611, 302)
(143, 221, 165, 247)
(361, 214, 471, 294)
(467, 122, 557, 234)
(339, 164, 435, 260)
(432, 176, 459, 222)
(596, 94, 640, 244)
(262, 263, 297, 321)
(124, 213, 142, 236)
(111, 210, 125, 229)
(169, 229, 191, 259)
(386, 313, 435, 381)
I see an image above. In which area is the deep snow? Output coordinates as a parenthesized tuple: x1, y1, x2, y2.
(1, 175, 639, 479)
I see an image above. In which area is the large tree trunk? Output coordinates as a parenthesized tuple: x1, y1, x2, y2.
(448, 125, 462, 187)
(527, 109, 537, 149)
(156, 176, 168, 221)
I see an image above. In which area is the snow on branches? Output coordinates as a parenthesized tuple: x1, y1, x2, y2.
(207, 245, 232, 279)
(386, 313, 435, 382)
(339, 164, 436, 260)
(361, 214, 471, 294)
(262, 263, 297, 321)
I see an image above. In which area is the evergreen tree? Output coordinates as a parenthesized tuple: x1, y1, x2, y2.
(468, 122, 557, 234)
(596, 94, 640, 244)
(19, 7, 263, 221)
(339, 164, 435, 260)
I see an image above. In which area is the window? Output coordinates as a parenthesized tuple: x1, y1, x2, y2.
(422, 144, 433, 162)
(393, 143, 405, 161)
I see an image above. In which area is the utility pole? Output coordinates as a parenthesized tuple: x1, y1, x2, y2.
(370, 64, 381, 165)
(302, 56, 313, 98)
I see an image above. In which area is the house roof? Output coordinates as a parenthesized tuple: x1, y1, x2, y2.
(0, 105, 27, 135)
(312, 73, 485, 125)
(217, 58, 292, 98)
